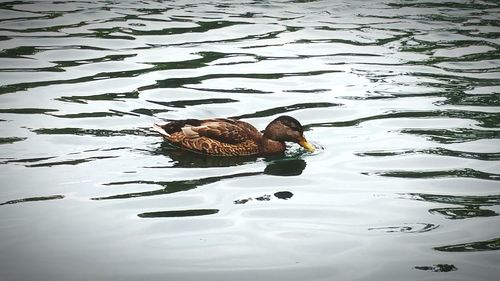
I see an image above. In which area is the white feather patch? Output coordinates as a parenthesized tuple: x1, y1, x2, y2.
(181, 126, 201, 138)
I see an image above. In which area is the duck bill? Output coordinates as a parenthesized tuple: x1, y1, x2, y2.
(299, 137, 315, 153)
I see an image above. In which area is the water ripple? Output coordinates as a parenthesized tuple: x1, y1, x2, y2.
(0, 195, 64, 206)
(414, 264, 458, 273)
(357, 147, 500, 161)
(435, 237, 500, 252)
(401, 193, 500, 220)
(368, 223, 439, 234)
(1, 0, 499, 279)
(138, 209, 219, 218)
(365, 168, 500, 181)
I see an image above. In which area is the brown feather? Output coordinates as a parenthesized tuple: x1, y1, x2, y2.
(170, 133, 259, 156)
(195, 121, 257, 144)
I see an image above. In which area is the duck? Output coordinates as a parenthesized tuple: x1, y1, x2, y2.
(152, 115, 315, 156)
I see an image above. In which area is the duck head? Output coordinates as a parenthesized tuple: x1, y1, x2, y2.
(263, 115, 315, 153)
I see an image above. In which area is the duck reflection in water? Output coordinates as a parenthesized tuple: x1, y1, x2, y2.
(155, 141, 308, 173)
(130, 145, 308, 218)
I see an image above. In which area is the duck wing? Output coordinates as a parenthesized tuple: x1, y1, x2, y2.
(184, 119, 259, 144)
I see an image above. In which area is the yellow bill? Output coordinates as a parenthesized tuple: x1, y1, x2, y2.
(299, 137, 315, 153)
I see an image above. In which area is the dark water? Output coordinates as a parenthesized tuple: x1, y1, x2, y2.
(1, 0, 499, 280)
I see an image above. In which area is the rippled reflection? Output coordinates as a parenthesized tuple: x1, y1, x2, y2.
(358, 147, 500, 161)
(0, 195, 64, 206)
(368, 223, 438, 234)
(94, 157, 306, 201)
(0, 137, 26, 144)
(430, 207, 496, 220)
(403, 193, 500, 220)
(366, 168, 500, 181)
(435, 237, 500, 252)
(401, 128, 500, 144)
(32, 127, 155, 137)
(0, 0, 499, 279)
(234, 191, 294, 204)
(263, 158, 307, 176)
(414, 264, 458, 272)
(93, 172, 260, 201)
(138, 209, 219, 218)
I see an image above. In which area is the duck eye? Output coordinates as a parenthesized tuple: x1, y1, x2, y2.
(289, 123, 302, 132)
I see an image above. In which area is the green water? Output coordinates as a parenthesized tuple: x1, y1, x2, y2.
(0, 0, 499, 280)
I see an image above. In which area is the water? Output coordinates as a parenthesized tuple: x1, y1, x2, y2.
(1, 0, 499, 280)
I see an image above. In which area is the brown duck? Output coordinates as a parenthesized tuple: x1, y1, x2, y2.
(152, 115, 315, 156)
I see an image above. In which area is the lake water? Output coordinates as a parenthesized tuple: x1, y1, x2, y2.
(1, 0, 499, 280)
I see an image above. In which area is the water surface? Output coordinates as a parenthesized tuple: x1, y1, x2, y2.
(1, 0, 499, 280)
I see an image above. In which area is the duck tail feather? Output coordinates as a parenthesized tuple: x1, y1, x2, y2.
(152, 123, 170, 137)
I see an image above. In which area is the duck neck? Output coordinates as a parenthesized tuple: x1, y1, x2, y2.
(260, 136, 286, 155)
